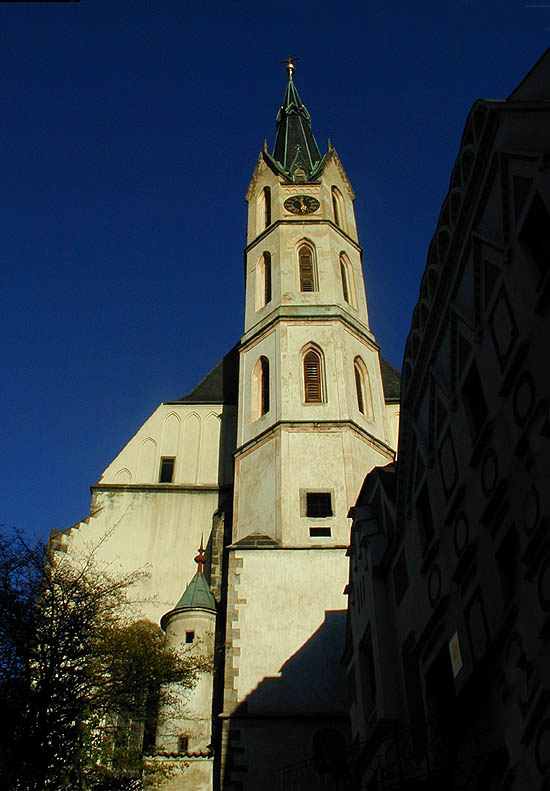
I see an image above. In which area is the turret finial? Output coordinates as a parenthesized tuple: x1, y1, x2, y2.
(194, 535, 206, 574)
(281, 55, 299, 79)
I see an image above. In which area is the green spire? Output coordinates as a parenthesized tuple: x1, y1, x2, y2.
(272, 60, 323, 181)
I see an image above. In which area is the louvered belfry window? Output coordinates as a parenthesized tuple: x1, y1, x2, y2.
(299, 246, 315, 292)
(304, 350, 322, 402)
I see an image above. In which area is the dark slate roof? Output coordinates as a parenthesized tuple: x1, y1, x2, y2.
(178, 345, 239, 404)
(272, 74, 324, 182)
(380, 357, 401, 404)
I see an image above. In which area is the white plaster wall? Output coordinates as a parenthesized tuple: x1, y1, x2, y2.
(231, 548, 349, 710)
(100, 403, 235, 487)
(146, 758, 212, 791)
(233, 425, 393, 546)
(59, 488, 221, 625)
(234, 435, 278, 542)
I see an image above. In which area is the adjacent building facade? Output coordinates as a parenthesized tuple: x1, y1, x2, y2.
(53, 62, 399, 790)
(344, 51, 550, 790)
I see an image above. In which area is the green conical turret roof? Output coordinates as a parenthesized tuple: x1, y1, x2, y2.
(173, 569, 216, 612)
(160, 539, 216, 631)
(271, 61, 323, 181)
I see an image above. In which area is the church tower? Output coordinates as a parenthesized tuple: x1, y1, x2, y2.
(220, 61, 398, 789)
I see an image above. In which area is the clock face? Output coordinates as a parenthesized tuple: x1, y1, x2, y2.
(284, 194, 320, 215)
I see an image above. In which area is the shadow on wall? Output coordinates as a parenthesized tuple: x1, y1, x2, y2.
(242, 609, 348, 715)
(223, 610, 350, 790)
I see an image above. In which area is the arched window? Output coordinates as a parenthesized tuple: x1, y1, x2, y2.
(303, 347, 324, 403)
(354, 357, 373, 420)
(251, 356, 270, 420)
(340, 259, 349, 303)
(331, 186, 345, 229)
(262, 186, 271, 228)
(339, 253, 355, 307)
(256, 252, 272, 309)
(299, 243, 317, 292)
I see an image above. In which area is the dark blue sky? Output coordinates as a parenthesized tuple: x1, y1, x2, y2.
(1, 1, 548, 540)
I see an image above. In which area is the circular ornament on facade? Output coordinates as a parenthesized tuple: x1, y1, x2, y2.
(513, 372, 536, 426)
(481, 448, 498, 496)
(523, 487, 539, 534)
(283, 195, 320, 215)
(454, 513, 469, 555)
(538, 558, 550, 611)
(428, 564, 442, 607)
(535, 720, 550, 775)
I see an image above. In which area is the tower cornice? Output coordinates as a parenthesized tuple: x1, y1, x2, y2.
(245, 217, 362, 256)
(239, 310, 376, 349)
(234, 419, 396, 461)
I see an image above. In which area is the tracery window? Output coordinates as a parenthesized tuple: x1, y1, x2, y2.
(299, 243, 317, 292)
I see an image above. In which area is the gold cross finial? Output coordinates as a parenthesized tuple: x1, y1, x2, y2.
(280, 55, 299, 78)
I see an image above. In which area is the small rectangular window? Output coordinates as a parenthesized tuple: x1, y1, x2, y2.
(159, 457, 175, 483)
(178, 735, 189, 754)
(185, 630, 194, 644)
(306, 492, 333, 518)
(310, 526, 331, 537)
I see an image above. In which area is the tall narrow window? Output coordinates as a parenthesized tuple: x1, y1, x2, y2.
(299, 244, 316, 292)
(263, 186, 271, 228)
(251, 356, 270, 420)
(332, 186, 344, 229)
(354, 357, 373, 420)
(340, 251, 355, 305)
(260, 356, 269, 415)
(264, 252, 272, 304)
(304, 348, 323, 403)
(355, 365, 364, 413)
(255, 252, 272, 310)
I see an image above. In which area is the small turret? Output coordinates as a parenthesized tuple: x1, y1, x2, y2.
(154, 538, 216, 790)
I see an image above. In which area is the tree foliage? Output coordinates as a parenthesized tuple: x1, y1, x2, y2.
(0, 529, 203, 790)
